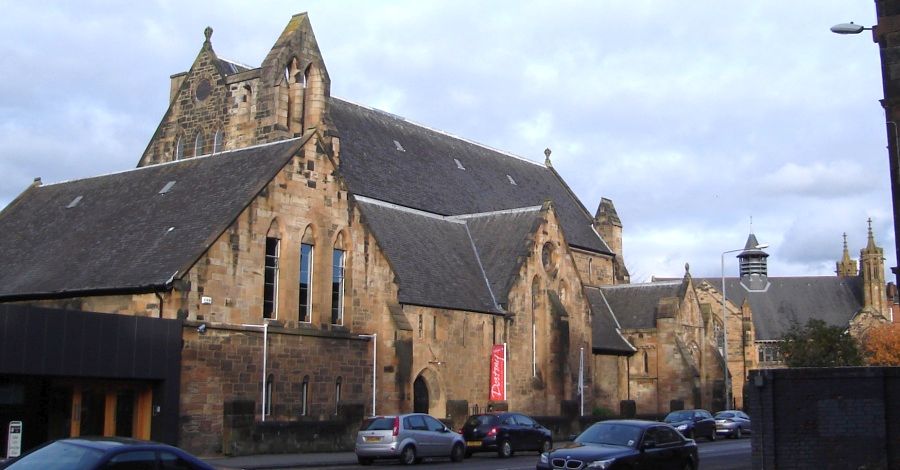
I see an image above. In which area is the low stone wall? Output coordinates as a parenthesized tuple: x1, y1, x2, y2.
(745, 367, 900, 470)
(223, 400, 366, 456)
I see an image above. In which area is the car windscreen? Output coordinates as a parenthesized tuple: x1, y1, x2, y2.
(361, 417, 395, 431)
(664, 411, 693, 422)
(575, 423, 642, 448)
(6, 441, 104, 470)
(715, 412, 735, 419)
(464, 415, 497, 427)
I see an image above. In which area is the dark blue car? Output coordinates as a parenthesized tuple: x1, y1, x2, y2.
(0, 437, 217, 470)
(537, 420, 698, 470)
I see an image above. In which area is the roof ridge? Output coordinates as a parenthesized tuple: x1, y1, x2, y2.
(331, 96, 545, 167)
(449, 205, 543, 220)
(602, 280, 682, 289)
(218, 56, 255, 70)
(43, 137, 305, 188)
(354, 195, 466, 224)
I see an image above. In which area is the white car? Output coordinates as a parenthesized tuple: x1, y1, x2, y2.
(355, 413, 465, 465)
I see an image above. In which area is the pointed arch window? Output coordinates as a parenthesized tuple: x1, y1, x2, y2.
(331, 233, 346, 325)
(213, 129, 224, 153)
(174, 136, 184, 161)
(299, 227, 315, 323)
(194, 131, 205, 157)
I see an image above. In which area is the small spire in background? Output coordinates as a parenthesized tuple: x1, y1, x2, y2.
(544, 148, 552, 167)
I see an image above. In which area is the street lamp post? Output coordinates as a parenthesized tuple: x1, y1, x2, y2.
(359, 333, 377, 416)
(241, 322, 270, 421)
(720, 243, 767, 410)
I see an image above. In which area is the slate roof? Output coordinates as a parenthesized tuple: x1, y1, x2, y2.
(457, 207, 544, 306)
(355, 198, 545, 314)
(693, 276, 864, 341)
(584, 287, 636, 355)
(216, 58, 252, 76)
(0, 138, 305, 300)
(329, 97, 612, 255)
(596, 281, 685, 330)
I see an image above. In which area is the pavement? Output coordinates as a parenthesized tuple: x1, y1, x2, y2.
(205, 450, 358, 469)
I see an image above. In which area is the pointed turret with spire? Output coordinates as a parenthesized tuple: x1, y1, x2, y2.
(836, 233, 859, 277)
(859, 218, 887, 315)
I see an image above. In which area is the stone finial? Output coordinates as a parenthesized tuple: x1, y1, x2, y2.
(685, 262, 690, 274)
(32, 177, 42, 187)
(204, 26, 213, 46)
(544, 148, 552, 167)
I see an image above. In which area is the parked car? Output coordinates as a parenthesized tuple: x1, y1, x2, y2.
(460, 412, 552, 458)
(0, 436, 217, 470)
(715, 410, 752, 438)
(663, 409, 717, 441)
(355, 413, 465, 465)
(537, 420, 699, 470)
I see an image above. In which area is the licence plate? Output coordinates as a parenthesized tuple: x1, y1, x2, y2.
(466, 441, 481, 447)
(364, 436, 381, 442)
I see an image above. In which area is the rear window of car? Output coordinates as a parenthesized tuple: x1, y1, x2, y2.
(664, 411, 692, 422)
(7, 441, 104, 470)
(465, 415, 497, 427)
(361, 417, 395, 431)
(715, 412, 735, 419)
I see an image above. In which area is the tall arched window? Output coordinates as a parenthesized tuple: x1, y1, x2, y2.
(331, 233, 346, 325)
(643, 351, 649, 375)
(263, 222, 281, 319)
(194, 131, 205, 157)
(213, 129, 224, 153)
(174, 136, 184, 161)
(299, 227, 315, 323)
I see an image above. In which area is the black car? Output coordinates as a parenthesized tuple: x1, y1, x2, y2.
(537, 420, 698, 470)
(663, 409, 717, 441)
(461, 412, 552, 458)
(0, 437, 217, 470)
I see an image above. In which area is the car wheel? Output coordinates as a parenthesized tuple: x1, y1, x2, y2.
(735, 427, 742, 439)
(450, 443, 465, 463)
(498, 440, 513, 458)
(400, 445, 417, 465)
(357, 456, 374, 466)
(540, 438, 552, 454)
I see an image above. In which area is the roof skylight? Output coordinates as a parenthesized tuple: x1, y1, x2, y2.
(159, 181, 176, 194)
(507, 175, 517, 185)
(66, 195, 83, 208)
(454, 158, 466, 170)
(394, 140, 405, 152)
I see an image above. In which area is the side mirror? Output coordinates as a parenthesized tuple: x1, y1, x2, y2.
(642, 440, 657, 450)
(441, 426, 450, 433)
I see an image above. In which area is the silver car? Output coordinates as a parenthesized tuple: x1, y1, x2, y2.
(715, 410, 752, 438)
(355, 413, 465, 465)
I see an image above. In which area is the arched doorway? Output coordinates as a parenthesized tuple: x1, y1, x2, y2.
(413, 376, 429, 413)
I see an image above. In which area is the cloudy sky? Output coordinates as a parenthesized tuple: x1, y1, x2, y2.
(0, 1, 893, 282)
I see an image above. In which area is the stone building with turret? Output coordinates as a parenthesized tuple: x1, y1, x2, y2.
(0, 14, 636, 456)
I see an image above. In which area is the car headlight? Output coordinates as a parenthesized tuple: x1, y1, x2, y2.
(539, 453, 549, 464)
(587, 458, 616, 469)
(676, 424, 688, 431)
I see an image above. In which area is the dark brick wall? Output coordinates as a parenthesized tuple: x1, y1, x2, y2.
(746, 367, 900, 469)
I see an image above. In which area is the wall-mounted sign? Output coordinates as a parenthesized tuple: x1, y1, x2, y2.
(6, 421, 21, 459)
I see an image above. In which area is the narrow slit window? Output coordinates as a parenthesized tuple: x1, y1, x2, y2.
(335, 376, 342, 414)
(174, 137, 184, 161)
(213, 130, 224, 153)
(301, 375, 309, 416)
(265, 374, 274, 417)
(194, 131, 205, 157)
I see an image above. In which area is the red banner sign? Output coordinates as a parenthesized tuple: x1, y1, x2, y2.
(489, 344, 506, 401)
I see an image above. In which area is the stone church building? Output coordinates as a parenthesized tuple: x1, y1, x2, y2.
(0, 14, 635, 455)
